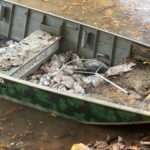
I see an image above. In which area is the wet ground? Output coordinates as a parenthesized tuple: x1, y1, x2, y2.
(0, 98, 149, 150)
(7, 0, 150, 47)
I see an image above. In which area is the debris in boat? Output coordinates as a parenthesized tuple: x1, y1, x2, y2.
(0, 40, 17, 54)
(106, 62, 136, 77)
(33, 52, 127, 94)
(94, 62, 150, 110)
(6, 40, 17, 48)
(82, 75, 103, 87)
(0, 30, 53, 71)
(29, 52, 108, 94)
(132, 44, 150, 63)
(96, 73, 129, 94)
(128, 90, 142, 101)
(74, 69, 129, 94)
(83, 59, 108, 73)
(28, 51, 150, 110)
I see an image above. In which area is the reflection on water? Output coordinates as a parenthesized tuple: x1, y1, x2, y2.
(7, 0, 150, 46)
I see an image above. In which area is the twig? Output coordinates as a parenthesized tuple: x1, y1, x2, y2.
(96, 73, 129, 94)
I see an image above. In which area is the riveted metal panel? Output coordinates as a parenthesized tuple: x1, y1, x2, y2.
(10, 6, 28, 40)
(0, 2, 13, 37)
(26, 10, 44, 35)
(113, 38, 132, 65)
(61, 21, 80, 52)
(79, 26, 97, 58)
(96, 32, 115, 65)
(0, 5, 5, 20)
(40, 15, 63, 36)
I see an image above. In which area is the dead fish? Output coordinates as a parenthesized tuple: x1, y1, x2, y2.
(73, 82, 85, 94)
(106, 62, 136, 76)
(84, 59, 108, 73)
(61, 76, 75, 89)
(63, 65, 74, 75)
(72, 54, 84, 68)
(0, 48, 7, 54)
(39, 74, 50, 86)
(82, 75, 103, 87)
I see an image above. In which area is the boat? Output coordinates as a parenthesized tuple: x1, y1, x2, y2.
(0, 0, 149, 125)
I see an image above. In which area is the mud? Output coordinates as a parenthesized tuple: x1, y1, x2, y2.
(0, 98, 149, 150)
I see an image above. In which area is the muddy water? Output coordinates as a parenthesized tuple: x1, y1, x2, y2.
(0, 98, 149, 150)
(8, 0, 150, 46)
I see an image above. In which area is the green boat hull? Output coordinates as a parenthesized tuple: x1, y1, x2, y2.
(0, 1, 149, 125)
(0, 74, 150, 125)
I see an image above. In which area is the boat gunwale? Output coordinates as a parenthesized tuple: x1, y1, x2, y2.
(4, 0, 150, 48)
(0, 72, 150, 117)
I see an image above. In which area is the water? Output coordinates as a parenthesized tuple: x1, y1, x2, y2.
(7, 0, 150, 46)
(0, 98, 149, 149)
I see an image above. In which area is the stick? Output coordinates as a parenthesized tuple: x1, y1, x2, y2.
(96, 73, 129, 94)
(74, 70, 129, 95)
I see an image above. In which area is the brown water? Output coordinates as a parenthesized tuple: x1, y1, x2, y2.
(0, 98, 149, 150)
(7, 0, 150, 46)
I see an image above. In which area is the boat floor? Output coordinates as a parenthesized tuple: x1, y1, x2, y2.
(0, 98, 149, 150)
(90, 63, 150, 110)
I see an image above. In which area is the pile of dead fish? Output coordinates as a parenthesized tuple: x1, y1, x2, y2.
(29, 51, 139, 95)
(71, 136, 150, 150)
(29, 51, 110, 94)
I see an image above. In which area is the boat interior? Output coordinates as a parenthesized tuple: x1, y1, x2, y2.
(0, 1, 149, 112)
